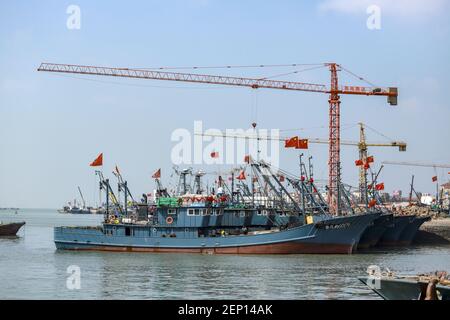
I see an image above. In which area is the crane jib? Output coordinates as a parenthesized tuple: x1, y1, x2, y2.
(37, 63, 397, 99)
(37, 63, 328, 93)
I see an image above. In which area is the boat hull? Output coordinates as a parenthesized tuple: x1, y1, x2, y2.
(359, 277, 450, 300)
(377, 215, 414, 246)
(358, 213, 393, 249)
(0, 222, 25, 236)
(397, 216, 431, 246)
(54, 213, 376, 255)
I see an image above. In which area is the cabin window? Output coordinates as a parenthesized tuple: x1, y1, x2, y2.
(168, 209, 177, 215)
(125, 227, 131, 236)
(240, 211, 246, 217)
(215, 209, 223, 216)
(194, 209, 200, 216)
(187, 209, 195, 216)
(201, 209, 208, 216)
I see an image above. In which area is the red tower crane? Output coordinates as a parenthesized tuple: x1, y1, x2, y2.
(37, 62, 398, 214)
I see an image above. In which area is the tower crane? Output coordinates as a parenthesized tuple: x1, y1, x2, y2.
(357, 123, 406, 205)
(37, 62, 398, 214)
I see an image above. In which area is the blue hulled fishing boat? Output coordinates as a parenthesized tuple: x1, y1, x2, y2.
(55, 159, 376, 254)
(55, 209, 376, 254)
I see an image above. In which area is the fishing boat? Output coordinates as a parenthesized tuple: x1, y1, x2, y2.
(397, 216, 431, 246)
(359, 271, 450, 300)
(55, 211, 376, 254)
(0, 221, 25, 236)
(58, 187, 93, 214)
(377, 215, 414, 246)
(55, 160, 377, 254)
(358, 213, 393, 249)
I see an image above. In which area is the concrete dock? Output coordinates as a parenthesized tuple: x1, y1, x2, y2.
(414, 218, 450, 245)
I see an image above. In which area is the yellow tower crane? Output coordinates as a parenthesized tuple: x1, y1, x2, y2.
(357, 123, 406, 205)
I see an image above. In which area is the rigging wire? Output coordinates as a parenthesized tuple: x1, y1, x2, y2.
(363, 123, 397, 142)
(340, 65, 377, 87)
(257, 65, 328, 81)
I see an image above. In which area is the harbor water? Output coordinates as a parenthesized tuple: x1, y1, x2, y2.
(1, 209, 449, 300)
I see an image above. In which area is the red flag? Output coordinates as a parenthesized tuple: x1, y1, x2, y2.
(244, 155, 251, 163)
(236, 171, 246, 180)
(366, 156, 374, 164)
(284, 136, 298, 148)
(210, 151, 219, 158)
(368, 184, 373, 190)
(152, 168, 161, 179)
(355, 159, 363, 166)
(364, 163, 370, 170)
(432, 176, 438, 182)
(279, 175, 285, 182)
(295, 139, 308, 149)
(375, 183, 385, 191)
(368, 199, 377, 208)
(90, 153, 103, 167)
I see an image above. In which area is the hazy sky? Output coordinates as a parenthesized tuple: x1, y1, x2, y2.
(1, 0, 449, 208)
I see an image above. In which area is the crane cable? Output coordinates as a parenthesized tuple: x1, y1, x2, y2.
(257, 65, 328, 80)
(340, 65, 378, 88)
(363, 123, 398, 142)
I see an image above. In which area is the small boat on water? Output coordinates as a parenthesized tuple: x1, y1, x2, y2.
(0, 221, 25, 236)
(359, 271, 450, 300)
